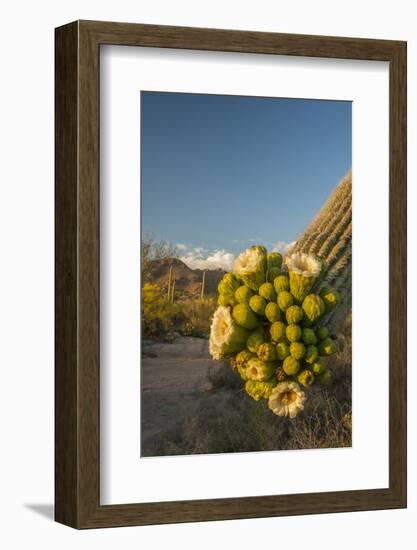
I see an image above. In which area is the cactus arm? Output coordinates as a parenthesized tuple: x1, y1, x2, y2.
(294, 171, 351, 255)
(291, 170, 352, 333)
(201, 270, 206, 300)
(167, 264, 173, 301)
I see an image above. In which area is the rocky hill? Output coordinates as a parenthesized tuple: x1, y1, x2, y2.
(146, 257, 225, 297)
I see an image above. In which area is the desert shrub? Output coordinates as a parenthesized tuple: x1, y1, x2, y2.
(142, 286, 217, 339)
(284, 387, 351, 450)
(143, 374, 352, 457)
(178, 297, 217, 338)
(142, 283, 183, 338)
(206, 362, 242, 391)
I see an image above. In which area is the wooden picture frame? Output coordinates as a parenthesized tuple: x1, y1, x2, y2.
(55, 20, 407, 529)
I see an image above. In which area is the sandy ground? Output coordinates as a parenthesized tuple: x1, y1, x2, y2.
(141, 336, 224, 453)
(140, 335, 352, 456)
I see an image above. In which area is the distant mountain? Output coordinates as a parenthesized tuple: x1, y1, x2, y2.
(146, 257, 225, 297)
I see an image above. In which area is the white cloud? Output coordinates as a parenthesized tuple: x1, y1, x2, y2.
(179, 246, 234, 271)
(176, 240, 297, 271)
(272, 240, 297, 255)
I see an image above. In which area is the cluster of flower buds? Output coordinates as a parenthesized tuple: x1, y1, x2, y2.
(209, 246, 339, 418)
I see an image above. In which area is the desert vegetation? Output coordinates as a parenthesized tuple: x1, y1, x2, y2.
(142, 281, 217, 339)
(141, 235, 222, 339)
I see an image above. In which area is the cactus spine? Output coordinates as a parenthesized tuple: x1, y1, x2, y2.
(292, 171, 352, 332)
(200, 270, 206, 300)
(167, 264, 173, 301)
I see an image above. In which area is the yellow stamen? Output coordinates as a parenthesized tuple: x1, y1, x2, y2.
(281, 390, 297, 404)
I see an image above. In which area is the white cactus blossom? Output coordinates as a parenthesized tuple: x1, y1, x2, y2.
(233, 245, 267, 291)
(234, 247, 264, 276)
(285, 252, 322, 302)
(209, 306, 248, 360)
(286, 252, 321, 278)
(268, 381, 306, 418)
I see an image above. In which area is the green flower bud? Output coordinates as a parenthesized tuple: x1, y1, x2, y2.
(316, 326, 329, 340)
(304, 344, 319, 365)
(217, 294, 232, 307)
(217, 273, 240, 307)
(236, 349, 253, 367)
(249, 295, 267, 316)
(286, 252, 322, 303)
(232, 303, 260, 330)
(302, 294, 325, 325)
(235, 285, 254, 304)
(273, 274, 290, 294)
(302, 328, 318, 345)
(311, 359, 324, 375)
(246, 358, 276, 382)
(235, 350, 255, 380)
(283, 355, 300, 376)
(297, 369, 314, 387)
(286, 323, 302, 342)
(317, 368, 333, 385)
(286, 305, 304, 324)
(318, 337, 336, 356)
(277, 290, 294, 312)
(267, 252, 283, 269)
(257, 342, 277, 362)
(233, 245, 267, 291)
(270, 321, 287, 343)
(259, 282, 277, 302)
(245, 378, 277, 401)
(319, 285, 339, 311)
(276, 341, 290, 360)
(267, 267, 281, 283)
(222, 294, 239, 307)
(218, 272, 240, 296)
(246, 328, 265, 353)
(290, 342, 306, 360)
(265, 302, 281, 323)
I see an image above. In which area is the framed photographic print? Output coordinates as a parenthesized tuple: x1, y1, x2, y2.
(55, 20, 407, 528)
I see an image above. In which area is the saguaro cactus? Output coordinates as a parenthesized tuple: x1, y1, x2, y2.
(291, 171, 352, 332)
(171, 280, 176, 303)
(200, 270, 206, 300)
(167, 265, 173, 301)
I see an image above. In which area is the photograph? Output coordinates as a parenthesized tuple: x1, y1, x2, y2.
(140, 91, 352, 457)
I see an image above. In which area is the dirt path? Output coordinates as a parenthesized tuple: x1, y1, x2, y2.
(141, 336, 225, 454)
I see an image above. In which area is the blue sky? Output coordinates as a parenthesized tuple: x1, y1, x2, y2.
(141, 91, 351, 270)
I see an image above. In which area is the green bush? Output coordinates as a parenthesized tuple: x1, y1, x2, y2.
(178, 296, 217, 338)
(142, 283, 183, 338)
(142, 283, 217, 339)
